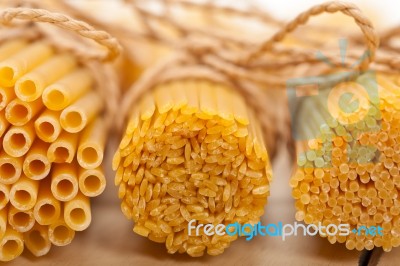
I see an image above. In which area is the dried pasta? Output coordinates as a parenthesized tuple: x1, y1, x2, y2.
(291, 73, 400, 252)
(113, 80, 272, 256)
(0, 227, 24, 262)
(0, 38, 107, 261)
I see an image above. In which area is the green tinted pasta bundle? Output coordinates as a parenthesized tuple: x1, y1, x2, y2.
(113, 80, 272, 257)
(290, 73, 400, 252)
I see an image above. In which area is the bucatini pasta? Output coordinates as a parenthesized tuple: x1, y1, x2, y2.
(77, 117, 106, 169)
(63, 192, 91, 231)
(0, 112, 9, 137)
(15, 54, 77, 102)
(22, 140, 51, 180)
(34, 109, 62, 142)
(0, 38, 107, 261)
(0, 41, 53, 87)
(59, 91, 102, 133)
(23, 223, 51, 257)
(0, 184, 9, 209)
(5, 98, 44, 126)
(48, 219, 75, 246)
(113, 80, 272, 257)
(42, 69, 92, 111)
(0, 150, 22, 184)
(291, 73, 400, 252)
(9, 176, 39, 211)
(0, 208, 7, 239)
(34, 179, 61, 225)
(0, 86, 16, 111)
(8, 206, 35, 233)
(51, 163, 79, 202)
(0, 227, 24, 262)
(47, 132, 78, 163)
(78, 167, 106, 197)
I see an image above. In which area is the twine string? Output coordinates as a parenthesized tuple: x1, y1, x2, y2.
(0, 7, 122, 130)
(0, 7, 121, 61)
(241, 1, 380, 71)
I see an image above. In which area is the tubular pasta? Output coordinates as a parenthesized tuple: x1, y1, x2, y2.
(78, 167, 106, 197)
(47, 131, 78, 163)
(77, 117, 106, 169)
(63, 192, 91, 231)
(34, 109, 62, 143)
(15, 54, 76, 102)
(9, 175, 39, 211)
(42, 68, 93, 111)
(3, 123, 36, 157)
(51, 163, 79, 202)
(0, 42, 53, 87)
(23, 223, 51, 257)
(23, 140, 51, 180)
(59, 91, 103, 133)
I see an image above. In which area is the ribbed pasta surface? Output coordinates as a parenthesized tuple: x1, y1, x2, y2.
(113, 80, 272, 257)
(291, 73, 400, 252)
(0, 40, 106, 261)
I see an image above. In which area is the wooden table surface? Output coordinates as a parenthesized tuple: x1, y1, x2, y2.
(8, 139, 388, 266)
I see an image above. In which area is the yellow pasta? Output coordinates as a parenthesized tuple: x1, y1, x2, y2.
(33, 179, 60, 225)
(0, 227, 24, 262)
(47, 132, 78, 163)
(5, 98, 43, 126)
(0, 184, 9, 210)
(15, 54, 76, 102)
(8, 206, 35, 233)
(63, 192, 91, 231)
(0, 42, 53, 87)
(0, 87, 16, 111)
(113, 80, 272, 256)
(3, 123, 36, 157)
(51, 163, 79, 202)
(60, 91, 103, 133)
(0, 111, 10, 137)
(34, 109, 61, 142)
(0, 33, 108, 261)
(23, 140, 51, 180)
(78, 167, 106, 197)
(48, 219, 75, 246)
(0, 208, 7, 239)
(0, 40, 27, 62)
(9, 176, 39, 211)
(23, 223, 51, 257)
(42, 68, 93, 111)
(0, 150, 23, 185)
(291, 73, 400, 252)
(77, 117, 106, 169)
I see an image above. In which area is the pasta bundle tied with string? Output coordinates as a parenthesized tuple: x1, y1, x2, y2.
(113, 79, 272, 257)
(0, 7, 120, 262)
(291, 73, 400, 252)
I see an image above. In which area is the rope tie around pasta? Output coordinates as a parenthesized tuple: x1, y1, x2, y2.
(0, 7, 121, 261)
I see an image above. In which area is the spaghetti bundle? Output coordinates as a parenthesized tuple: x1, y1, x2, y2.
(113, 80, 272, 256)
(0, 7, 120, 261)
(291, 73, 400, 252)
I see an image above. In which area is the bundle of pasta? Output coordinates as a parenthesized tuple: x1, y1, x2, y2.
(290, 73, 400, 252)
(0, 6, 120, 260)
(113, 79, 272, 256)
